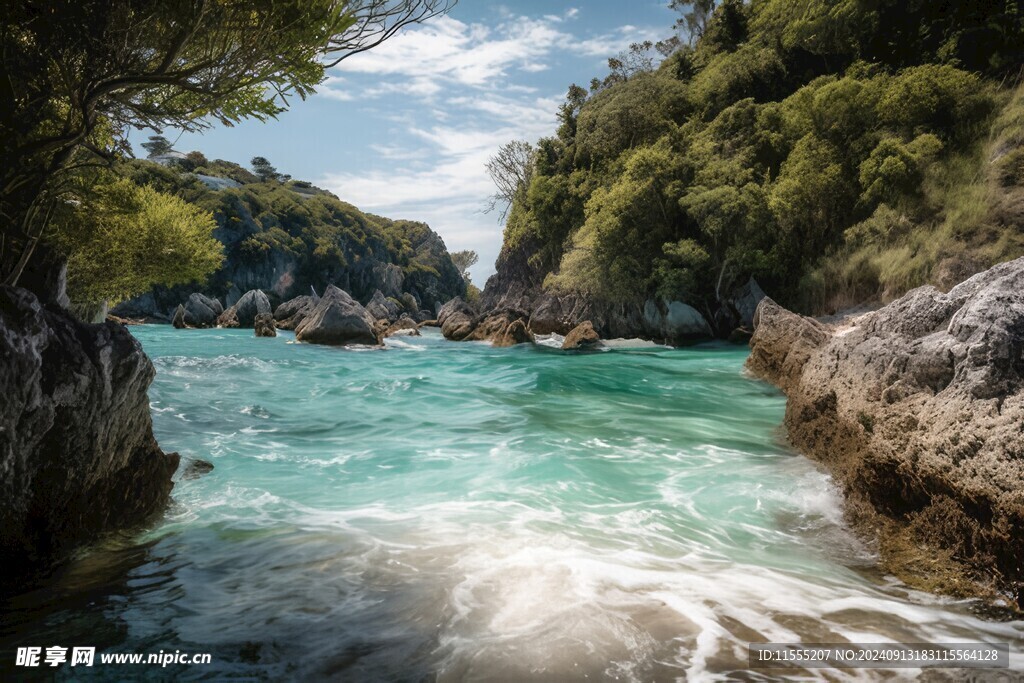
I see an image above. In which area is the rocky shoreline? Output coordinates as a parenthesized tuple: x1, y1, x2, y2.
(0, 283, 179, 580)
(746, 257, 1024, 609)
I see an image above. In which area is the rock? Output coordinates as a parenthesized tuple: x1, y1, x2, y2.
(641, 299, 713, 343)
(0, 286, 179, 571)
(728, 277, 767, 330)
(414, 309, 434, 323)
(562, 321, 601, 350)
(372, 263, 405, 298)
(727, 326, 754, 344)
(385, 317, 420, 337)
(493, 319, 533, 347)
(274, 295, 315, 331)
(366, 289, 400, 322)
(294, 285, 379, 346)
(438, 297, 477, 341)
(183, 293, 223, 328)
(217, 289, 271, 328)
(529, 295, 573, 335)
(172, 304, 187, 329)
(254, 313, 277, 337)
(181, 459, 215, 480)
(746, 257, 1024, 606)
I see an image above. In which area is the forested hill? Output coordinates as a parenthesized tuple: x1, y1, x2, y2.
(484, 0, 1024, 321)
(110, 157, 465, 320)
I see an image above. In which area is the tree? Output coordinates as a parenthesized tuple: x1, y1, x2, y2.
(141, 135, 173, 158)
(485, 141, 535, 221)
(671, 0, 716, 45)
(251, 156, 281, 182)
(1, 0, 456, 286)
(52, 177, 224, 303)
(450, 250, 478, 281)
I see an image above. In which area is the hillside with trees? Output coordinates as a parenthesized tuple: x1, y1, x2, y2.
(108, 155, 465, 319)
(483, 0, 1024, 322)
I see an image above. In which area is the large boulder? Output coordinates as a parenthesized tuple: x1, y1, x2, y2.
(183, 293, 223, 328)
(562, 321, 601, 350)
(274, 295, 316, 331)
(0, 286, 179, 571)
(528, 295, 573, 336)
(438, 297, 476, 341)
(217, 289, 271, 328)
(492, 319, 533, 347)
(747, 257, 1024, 607)
(366, 289, 400, 322)
(295, 285, 379, 346)
(642, 299, 713, 343)
(254, 313, 277, 338)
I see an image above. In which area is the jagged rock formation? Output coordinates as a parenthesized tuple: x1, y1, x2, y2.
(183, 293, 223, 328)
(385, 317, 420, 337)
(438, 297, 476, 341)
(747, 257, 1024, 606)
(366, 289, 400, 322)
(274, 295, 316, 331)
(217, 289, 271, 328)
(0, 285, 179, 572)
(294, 285, 379, 346)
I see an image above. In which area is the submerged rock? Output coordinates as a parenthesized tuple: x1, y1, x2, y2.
(0, 286, 179, 571)
(181, 459, 215, 480)
(274, 295, 315, 331)
(294, 285, 379, 346)
(747, 257, 1024, 606)
(217, 289, 271, 328)
(562, 321, 601, 350)
(254, 313, 277, 338)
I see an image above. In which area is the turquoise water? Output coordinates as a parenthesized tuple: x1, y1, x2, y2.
(5, 326, 1022, 680)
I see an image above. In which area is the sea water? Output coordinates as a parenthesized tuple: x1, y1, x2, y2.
(3, 326, 1021, 681)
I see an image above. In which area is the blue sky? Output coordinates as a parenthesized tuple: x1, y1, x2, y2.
(130, 1, 678, 284)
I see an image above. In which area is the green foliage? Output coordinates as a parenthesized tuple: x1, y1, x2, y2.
(491, 1, 1023, 314)
(53, 177, 223, 303)
(141, 135, 174, 158)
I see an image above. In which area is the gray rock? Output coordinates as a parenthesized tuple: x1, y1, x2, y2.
(643, 299, 713, 342)
(172, 304, 187, 329)
(747, 256, 1024, 606)
(366, 289, 400, 322)
(295, 285, 379, 346)
(254, 313, 277, 337)
(181, 458, 215, 480)
(0, 286, 179, 571)
(385, 317, 420, 338)
(274, 295, 315, 331)
(728, 277, 767, 330)
(217, 289, 271, 328)
(438, 297, 477, 341)
(183, 293, 223, 328)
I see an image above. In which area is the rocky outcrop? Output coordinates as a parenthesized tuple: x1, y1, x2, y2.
(562, 321, 600, 350)
(217, 289, 271, 328)
(294, 285, 379, 346)
(491, 319, 532, 347)
(747, 257, 1024, 607)
(385, 317, 420, 337)
(366, 289, 400, 322)
(0, 286, 179, 572)
(183, 293, 223, 328)
(254, 313, 277, 337)
(438, 297, 476, 341)
(274, 295, 315, 331)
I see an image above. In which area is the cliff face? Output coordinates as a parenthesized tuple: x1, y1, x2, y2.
(747, 257, 1024, 607)
(0, 284, 179, 574)
(111, 164, 465, 320)
(480, 237, 759, 343)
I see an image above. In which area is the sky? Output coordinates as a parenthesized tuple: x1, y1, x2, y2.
(129, 1, 678, 285)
